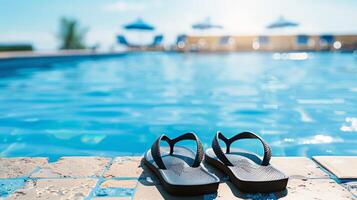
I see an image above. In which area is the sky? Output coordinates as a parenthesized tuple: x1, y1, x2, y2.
(1, 0, 357, 50)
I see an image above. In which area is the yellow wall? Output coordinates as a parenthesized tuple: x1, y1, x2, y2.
(180, 35, 357, 52)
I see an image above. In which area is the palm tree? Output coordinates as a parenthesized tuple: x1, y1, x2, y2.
(58, 17, 88, 50)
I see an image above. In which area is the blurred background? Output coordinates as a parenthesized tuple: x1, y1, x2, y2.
(1, 0, 357, 51)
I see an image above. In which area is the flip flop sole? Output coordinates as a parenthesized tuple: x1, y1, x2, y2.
(143, 157, 219, 196)
(144, 146, 219, 196)
(205, 148, 288, 193)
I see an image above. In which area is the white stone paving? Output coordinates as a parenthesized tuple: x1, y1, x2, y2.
(0, 156, 356, 199)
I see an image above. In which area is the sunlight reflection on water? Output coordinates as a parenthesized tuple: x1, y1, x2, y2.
(0, 52, 356, 159)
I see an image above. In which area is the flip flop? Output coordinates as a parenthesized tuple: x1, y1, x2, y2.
(143, 132, 220, 196)
(205, 131, 288, 193)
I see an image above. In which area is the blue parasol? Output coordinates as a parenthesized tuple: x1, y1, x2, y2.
(123, 18, 155, 31)
(266, 16, 299, 29)
(192, 18, 223, 30)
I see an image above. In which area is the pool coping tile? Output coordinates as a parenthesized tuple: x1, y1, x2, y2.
(103, 157, 144, 178)
(6, 178, 98, 200)
(313, 156, 357, 179)
(30, 156, 111, 178)
(0, 157, 48, 179)
(270, 157, 329, 179)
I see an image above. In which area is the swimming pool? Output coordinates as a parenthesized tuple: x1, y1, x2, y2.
(0, 52, 356, 160)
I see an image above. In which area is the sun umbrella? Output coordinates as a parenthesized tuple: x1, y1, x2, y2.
(192, 18, 223, 30)
(123, 18, 155, 31)
(266, 16, 298, 29)
(121, 18, 156, 46)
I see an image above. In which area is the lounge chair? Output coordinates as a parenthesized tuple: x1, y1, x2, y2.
(296, 35, 310, 51)
(252, 36, 269, 51)
(117, 35, 140, 48)
(296, 35, 309, 45)
(319, 35, 335, 50)
(175, 35, 187, 50)
(217, 36, 235, 51)
(219, 36, 231, 45)
(117, 35, 164, 50)
(258, 36, 269, 45)
(147, 35, 164, 48)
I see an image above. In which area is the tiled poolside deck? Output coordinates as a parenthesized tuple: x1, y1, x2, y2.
(0, 156, 356, 199)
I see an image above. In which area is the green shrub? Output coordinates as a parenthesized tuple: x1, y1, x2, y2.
(0, 44, 33, 52)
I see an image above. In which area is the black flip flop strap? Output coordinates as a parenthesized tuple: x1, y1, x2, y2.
(151, 132, 204, 169)
(151, 135, 171, 169)
(212, 131, 271, 166)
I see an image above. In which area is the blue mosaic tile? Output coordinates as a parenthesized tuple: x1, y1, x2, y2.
(0, 179, 25, 197)
(95, 187, 134, 198)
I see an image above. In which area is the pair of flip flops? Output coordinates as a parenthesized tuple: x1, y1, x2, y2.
(143, 131, 288, 196)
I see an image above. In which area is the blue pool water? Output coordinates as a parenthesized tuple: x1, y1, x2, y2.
(0, 52, 356, 160)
